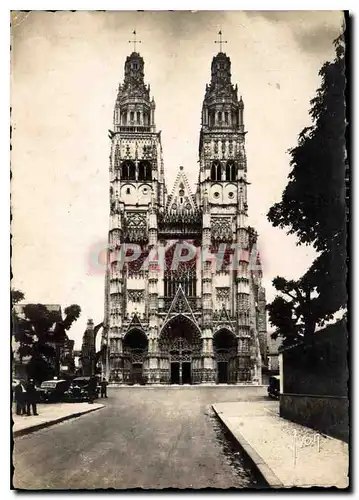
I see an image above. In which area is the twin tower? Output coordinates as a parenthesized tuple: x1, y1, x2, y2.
(101, 46, 267, 385)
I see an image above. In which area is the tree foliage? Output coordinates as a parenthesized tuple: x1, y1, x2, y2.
(267, 34, 346, 255)
(13, 303, 81, 383)
(267, 34, 347, 346)
(11, 289, 25, 305)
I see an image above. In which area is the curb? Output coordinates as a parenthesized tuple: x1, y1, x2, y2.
(13, 405, 105, 438)
(212, 404, 284, 488)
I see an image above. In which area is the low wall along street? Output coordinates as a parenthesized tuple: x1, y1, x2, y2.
(280, 319, 348, 442)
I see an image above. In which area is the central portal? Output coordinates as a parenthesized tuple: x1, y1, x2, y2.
(170, 361, 192, 385)
(160, 314, 202, 385)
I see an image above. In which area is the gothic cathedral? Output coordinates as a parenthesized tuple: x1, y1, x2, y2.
(101, 45, 267, 385)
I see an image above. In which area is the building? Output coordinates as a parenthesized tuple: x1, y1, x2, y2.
(73, 349, 82, 372)
(59, 337, 75, 375)
(101, 43, 267, 385)
(267, 334, 281, 373)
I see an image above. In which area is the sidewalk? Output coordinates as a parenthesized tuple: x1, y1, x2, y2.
(12, 402, 105, 437)
(212, 401, 349, 488)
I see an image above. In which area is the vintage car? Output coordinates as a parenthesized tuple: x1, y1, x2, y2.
(64, 376, 100, 402)
(38, 379, 71, 403)
(267, 375, 280, 399)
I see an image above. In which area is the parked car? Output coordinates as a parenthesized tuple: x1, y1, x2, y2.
(267, 375, 280, 399)
(38, 379, 71, 403)
(64, 376, 100, 402)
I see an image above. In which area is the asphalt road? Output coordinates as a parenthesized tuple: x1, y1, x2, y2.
(13, 386, 268, 490)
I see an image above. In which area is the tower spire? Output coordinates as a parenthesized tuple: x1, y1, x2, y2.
(129, 30, 141, 53)
(214, 30, 227, 53)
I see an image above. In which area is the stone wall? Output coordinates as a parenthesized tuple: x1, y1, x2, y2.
(280, 319, 348, 442)
(280, 394, 348, 442)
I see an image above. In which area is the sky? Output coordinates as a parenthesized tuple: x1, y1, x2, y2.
(11, 10, 344, 349)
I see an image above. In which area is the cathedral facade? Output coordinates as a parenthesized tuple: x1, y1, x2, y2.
(101, 47, 267, 385)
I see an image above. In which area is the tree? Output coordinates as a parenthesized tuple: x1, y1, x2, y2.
(267, 34, 346, 345)
(11, 289, 25, 305)
(13, 303, 81, 383)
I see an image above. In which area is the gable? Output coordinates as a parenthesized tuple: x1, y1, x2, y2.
(166, 166, 198, 213)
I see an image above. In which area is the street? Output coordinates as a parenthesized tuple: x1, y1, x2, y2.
(13, 386, 268, 489)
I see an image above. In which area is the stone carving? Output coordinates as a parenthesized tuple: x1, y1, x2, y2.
(128, 290, 145, 302)
(114, 144, 121, 169)
(170, 294, 187, 313)
(127, 290, 145, 302)
(143, 145, 153, 158)
(211, 217, 233, 243)
(237, 293, 250, 310)
(127, 312, 143, 329)
(169, 337, 193, 361)
(125, 212, 148, 242)
(111, 293, 121, 306)
(216, 287, 230, 302)
(110, 199, 120, 215)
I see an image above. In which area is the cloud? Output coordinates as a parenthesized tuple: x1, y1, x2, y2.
(292, 22, 343, 54)
(245, 10, 343, 54)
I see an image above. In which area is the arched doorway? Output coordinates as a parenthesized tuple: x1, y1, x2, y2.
(213, 329, 238, 384)
(123, 329, 148, 384)
(159, 315, 202, 385)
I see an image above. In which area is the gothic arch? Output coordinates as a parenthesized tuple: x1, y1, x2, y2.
(159, 314, 202, 348)
(213, 328, 237, 350)
(138, 160, 152, 181)
(122, 328, 148, 384)
(123, 328, 148, 350)
(159, 314, 202, 385)
(226, 161, 236, 181)
(121, 160, 136, 180)
(163, 242, 197, 298)
(211, 161, 222, 181)
(214, 328, 238, 383)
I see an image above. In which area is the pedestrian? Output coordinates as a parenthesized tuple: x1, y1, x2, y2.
(87, 377, 97, 404)
(100, 378, 108, 398)
(25, 378, 38, 416)
(14, 380, 27, 415)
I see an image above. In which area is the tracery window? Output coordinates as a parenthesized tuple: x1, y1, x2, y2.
(138, 160, 152, 181)
(121, 160, 136, 180)
(211, 161, 222, 181)
(226, 160, 236, 181)
(164, 244, 197, 298)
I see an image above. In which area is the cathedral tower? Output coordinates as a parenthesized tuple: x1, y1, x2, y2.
(103, 47, 165, 382)
(197, 46, 265, 383)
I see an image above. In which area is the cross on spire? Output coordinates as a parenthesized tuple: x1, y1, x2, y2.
(214, 30, 227, 53)
(129, 30, 141, 52)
